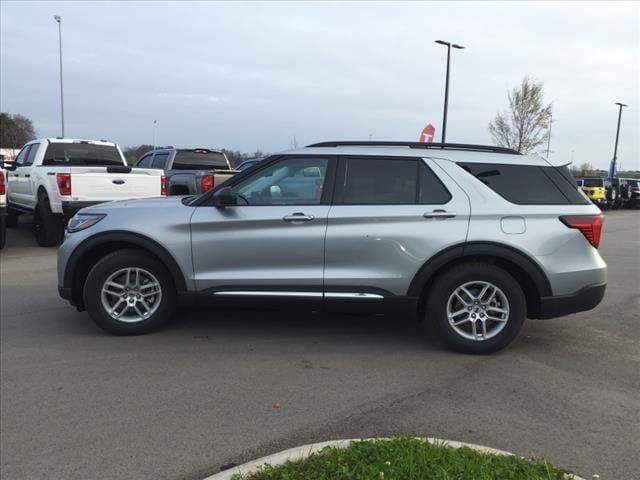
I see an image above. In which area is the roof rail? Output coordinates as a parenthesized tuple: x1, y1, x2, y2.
(306, 141, 521, 155)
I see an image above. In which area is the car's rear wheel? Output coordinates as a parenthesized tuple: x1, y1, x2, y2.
(6, 209, 19, 227)
(83, 249, 175, 335)
(0, 214, 6, 249)
(34, 197, 64, 246)
(425, 262, 526, 354)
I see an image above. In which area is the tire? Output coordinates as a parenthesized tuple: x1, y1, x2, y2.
(33, 198, 64, 247)
(83, 249, 176, 335)
(6, 209, 19, 227)
(0, 215, 6, 249)
(425, 262, 526, 354)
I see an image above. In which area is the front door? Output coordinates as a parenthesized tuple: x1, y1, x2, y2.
(7, 143, 35, 208)
(190, 156, 336, 303)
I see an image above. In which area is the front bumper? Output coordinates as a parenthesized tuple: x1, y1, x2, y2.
(61, 201, 103, 218)
(534, 283, 606, 319)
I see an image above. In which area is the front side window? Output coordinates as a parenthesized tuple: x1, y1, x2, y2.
(234, 157, 329, 205)
(137, 154, 153, 168)
(15, 145, 32, 166)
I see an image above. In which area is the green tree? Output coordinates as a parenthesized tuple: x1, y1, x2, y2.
(489, 77, 552, 154)
(0, 112, 36, 147)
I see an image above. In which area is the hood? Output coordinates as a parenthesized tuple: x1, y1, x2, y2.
(79, 196, 187, 214)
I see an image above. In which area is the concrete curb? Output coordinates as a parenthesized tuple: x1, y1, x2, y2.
(204, 437, 587, 480)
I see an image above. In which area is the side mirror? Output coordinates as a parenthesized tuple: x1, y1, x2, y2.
(212, 186, 236, 208)
(2, 160, 17, 171)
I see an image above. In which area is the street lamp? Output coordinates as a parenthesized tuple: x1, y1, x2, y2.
(435, 40, 465, 143)
(610, 102, 627, 178)
(152, 120, 157, 150)
(53, 15, 65, 138)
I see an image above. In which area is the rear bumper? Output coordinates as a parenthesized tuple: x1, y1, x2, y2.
(534, 283, 606, 319)
(62, 201, 103, 218)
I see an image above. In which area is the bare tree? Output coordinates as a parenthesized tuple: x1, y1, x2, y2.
(579, 162, 594, 176)
(489, 77, 552, 154)
(0, 112, 36, 147)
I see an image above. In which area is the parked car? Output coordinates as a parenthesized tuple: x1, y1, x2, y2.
(58, 141, 607, 354)
(623, 178, 640, 208)
(136, 148, 237, 195)
(236, 158, 263, 172)
(605, 177, 639, 209)
(0, 168, 6, 249)
(4, 138, 166, 246)
(576, 177, 607, 208)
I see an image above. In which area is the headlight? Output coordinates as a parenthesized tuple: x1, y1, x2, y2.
(67, 214, 106, 233)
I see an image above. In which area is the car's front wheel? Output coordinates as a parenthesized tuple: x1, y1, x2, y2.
(83, 249, 176, 335)
(425, 262, 526, 354)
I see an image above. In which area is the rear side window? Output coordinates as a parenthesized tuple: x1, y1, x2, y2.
(173, 150, 228, 170)
(458, 162, 589, 205)
(151, 152, 169, 169)
(342, 158, 450, 205)
(25, 143, 39, 165)
(137, 154, 152, 168)
(43, 143, 123, 166)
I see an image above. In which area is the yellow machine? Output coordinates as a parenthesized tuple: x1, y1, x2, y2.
(576, 178, 607, 208)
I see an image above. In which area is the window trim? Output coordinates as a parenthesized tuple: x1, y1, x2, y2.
(333, 156, 452, 206)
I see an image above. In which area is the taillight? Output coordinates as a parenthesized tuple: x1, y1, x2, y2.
(0, 170, 5, 195)
(201, 175, 214, 192)
(160, 175, 167, 196)
(56, 173, 72, 196)
(560, 215, 604, 248)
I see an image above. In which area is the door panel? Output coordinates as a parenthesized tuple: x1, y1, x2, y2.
(324, 157, 470, 296)
(7, 144, 33, 208)
(190, 156, 335, 297)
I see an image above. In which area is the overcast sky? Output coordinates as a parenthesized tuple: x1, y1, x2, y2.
(1, 1, 638, 169)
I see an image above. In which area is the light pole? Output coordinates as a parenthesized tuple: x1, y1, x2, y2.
(152, 120, 157, 150)
(435, 40, 464, 143)
(53, 15, 65, 137)
(610, 102, 627, 178)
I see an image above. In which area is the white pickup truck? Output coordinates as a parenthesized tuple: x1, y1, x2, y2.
(4, 138, 165, 246)
(0, 167, 6, 249)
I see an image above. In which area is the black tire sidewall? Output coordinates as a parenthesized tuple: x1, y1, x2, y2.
(426, 263, 526, 354)
(6, 210, 18, 228)
(34, 198, 64, 247)
(83, 249, 175, 335)
(0, 215, 6, 249)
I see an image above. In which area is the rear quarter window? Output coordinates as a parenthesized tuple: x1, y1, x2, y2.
(458, 162, 589, 205)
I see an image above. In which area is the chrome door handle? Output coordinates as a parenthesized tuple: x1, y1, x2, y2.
(424, 209, 456, 219)
(283, 213, 315, 222)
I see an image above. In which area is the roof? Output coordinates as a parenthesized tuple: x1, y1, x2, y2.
(278, 142, 556, 167)
(42, 138, 117, 146)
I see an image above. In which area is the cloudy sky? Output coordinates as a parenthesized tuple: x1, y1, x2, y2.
(1, 1, 638, 169)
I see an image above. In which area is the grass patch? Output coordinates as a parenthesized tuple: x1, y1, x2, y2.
(232, 437, 575, 480)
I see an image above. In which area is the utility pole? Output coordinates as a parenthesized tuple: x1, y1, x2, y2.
(434, 40, 465, 143)
(53, 15, 65, 137)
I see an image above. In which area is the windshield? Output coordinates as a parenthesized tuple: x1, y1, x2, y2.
(43, 143, 123, 166)
(173, 150, 229, 170)
(582, 178, 604, 187)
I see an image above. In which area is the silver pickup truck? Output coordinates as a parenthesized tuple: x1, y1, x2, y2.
(135, 148, 238, 195)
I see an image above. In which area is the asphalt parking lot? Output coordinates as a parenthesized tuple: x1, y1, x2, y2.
(1, 210, 638, 480)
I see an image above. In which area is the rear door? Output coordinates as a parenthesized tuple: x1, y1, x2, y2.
(324, 156, 470, 297)
(190, 155, 336, 302)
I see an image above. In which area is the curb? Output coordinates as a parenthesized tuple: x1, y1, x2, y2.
(204, 437, 587, 480)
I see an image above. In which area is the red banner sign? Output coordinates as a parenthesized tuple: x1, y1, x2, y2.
(419, 124, 436, 143)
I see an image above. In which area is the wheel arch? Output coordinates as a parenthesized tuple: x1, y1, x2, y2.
(64, 231, 188, 310)
(408, 242, 552, 318)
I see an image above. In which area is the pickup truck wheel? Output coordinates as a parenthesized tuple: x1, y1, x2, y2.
(0, 215, 6, 249)
(6, 210, 19, 227)
(425, 263, 526, 354)
(34, 198, 64, 247)
(83, 249, 175, 335)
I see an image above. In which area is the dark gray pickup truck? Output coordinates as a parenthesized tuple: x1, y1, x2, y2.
(136, 148, 238, 195)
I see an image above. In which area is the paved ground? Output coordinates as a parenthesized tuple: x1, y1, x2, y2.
(1, 211, 639, 480)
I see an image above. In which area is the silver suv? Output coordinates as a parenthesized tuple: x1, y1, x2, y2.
(58, 142, 607, 353)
